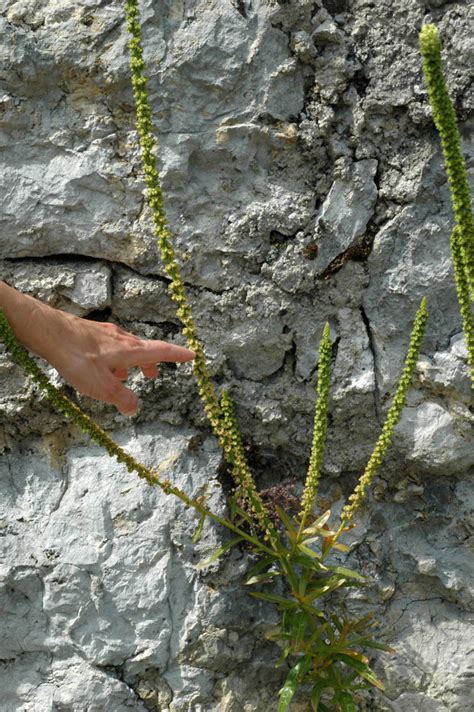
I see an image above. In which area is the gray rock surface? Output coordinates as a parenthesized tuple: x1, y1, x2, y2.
(0, 0, 473, 710)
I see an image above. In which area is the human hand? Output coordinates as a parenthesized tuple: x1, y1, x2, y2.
(0, 284, 195, 416)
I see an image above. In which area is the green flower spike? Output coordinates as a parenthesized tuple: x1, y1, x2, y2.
(299, 322, 331, 530)
(450, 227, 474, 380)
(220, 390, 279, 547)
(420, 25, 474, 291)
(124, 0, 275, 541)
(420, 25, 474, 318)
(341, 298, 428, 522)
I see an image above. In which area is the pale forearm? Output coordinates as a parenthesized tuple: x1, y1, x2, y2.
(0, 280, 50, 355)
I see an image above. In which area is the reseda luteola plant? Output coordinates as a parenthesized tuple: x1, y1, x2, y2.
(0, 10, 470, 711)
(420, 24, 474, 383)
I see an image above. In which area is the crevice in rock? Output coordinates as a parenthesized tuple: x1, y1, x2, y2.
(359, 306, 381, 425)
(269, 229, 297, 245)
(82, 306, 113, 322)
(319, 230, 376, 280)
(231, 0, 248, 19)
(1, 253, 238, 297)
(322, 0, 350, 13)
(93, 661, 148, 707)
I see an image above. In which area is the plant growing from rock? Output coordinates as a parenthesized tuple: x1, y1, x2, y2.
(5, 6, 468, 712)
(420, 24, 474, 383)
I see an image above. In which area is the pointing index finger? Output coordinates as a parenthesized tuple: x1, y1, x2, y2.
(123, 339, 196, 366)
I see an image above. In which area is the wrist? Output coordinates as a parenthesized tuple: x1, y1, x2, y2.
(0, 281, 56, 357)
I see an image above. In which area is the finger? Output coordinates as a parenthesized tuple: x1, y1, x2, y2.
(121, 340, 196, 367)
(112, 367, 129, 381)
(100, 369, 139, 416)
(140, 363, 160, 378)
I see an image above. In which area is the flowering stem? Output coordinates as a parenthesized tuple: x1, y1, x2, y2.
(341, 298, 428, 523)
(298, 323, 332, 537)
(420, 24, 474, 300)
(450, 227, 474, 382)
(123, 0, 275, 541)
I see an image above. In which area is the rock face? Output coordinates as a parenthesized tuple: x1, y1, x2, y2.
(0, 1, 472, 710)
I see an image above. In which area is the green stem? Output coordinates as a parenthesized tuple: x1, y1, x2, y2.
(298, 322, 332, 540)
(341, 298, 428, 523)
(450, 227, 474, 383)
(123, 0, 275, 541)
(420, 24, 474, 298)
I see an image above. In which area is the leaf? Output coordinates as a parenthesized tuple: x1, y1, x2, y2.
(249, 591, 298, 609)
(278, 656, 312, 712)
(303, 510, 332, 535)
(351, 637, 396, 653)
(192, 513, 206, 543)
(334, 654, 385, 690)
(339, 649, 369, 664)
(331, 614, 344, 633)
(195, 537, 242, 570)
(303, 578, 346, 603)
(275, 505, 298, 542)
(243, 555, 278, 584)
(335, 691, 357, 712)
(310, 679, 329, 711)
(326, 566, 366, 582)
(304, 531, 337, 545)
(293, 555, 329, 573)
(349, 613, 375, 633)
(288, 610, 308, 652)
(299, 601, 327, 620)
(244, 570, 281, 586)
(297, 543, 325, 560)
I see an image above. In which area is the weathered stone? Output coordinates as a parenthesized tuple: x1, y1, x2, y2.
(313, 158, 378, 274)
(0, 0, 473, 710)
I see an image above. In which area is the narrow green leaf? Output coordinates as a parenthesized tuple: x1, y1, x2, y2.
(289, 610, 308, 651)
(297, 543, 324, 560)
(326, 566, 366, 582)
(350, 637, 395, 653)
(195, 537, 242, 570)
(310, 679, 329, 711)
(243, 555, 277, 583)
(293, 555, 329, 573)
(304, 530, 337, 545)
(335, 691, 357, 712)
(334, 654, 385, 690)
(278, 656, 312, 712)
(299, 602, 327, 620)
(303, 510, 332, 535)
(249, 591, 298, 609)
(192, 512, 206, 543)
(349, 613, 375, 632)
(244, 571, 281, 586)
(275, 505, 299, 542)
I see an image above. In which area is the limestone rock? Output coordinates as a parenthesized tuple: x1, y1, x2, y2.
(0, 0, 473, 710)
